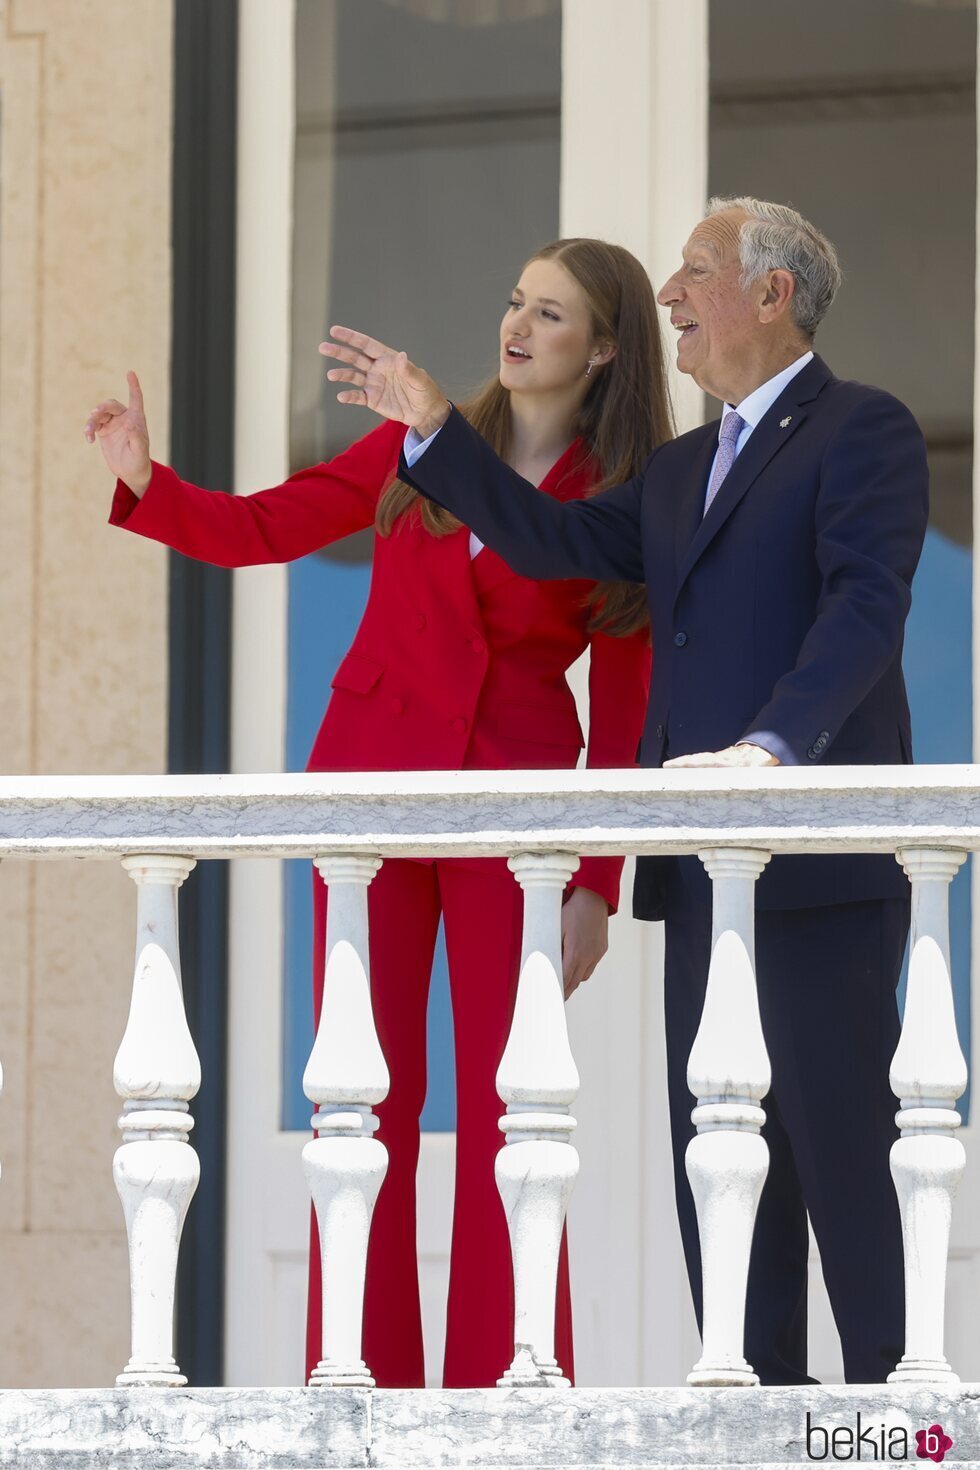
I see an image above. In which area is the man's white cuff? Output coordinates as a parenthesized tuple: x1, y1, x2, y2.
(404, 423, 443, 466)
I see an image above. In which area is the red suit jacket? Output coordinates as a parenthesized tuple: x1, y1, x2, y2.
(109, 419, 651, 909)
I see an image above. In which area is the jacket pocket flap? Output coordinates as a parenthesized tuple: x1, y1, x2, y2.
(496, 700, 585, 747)
(330, 652, 385, 695)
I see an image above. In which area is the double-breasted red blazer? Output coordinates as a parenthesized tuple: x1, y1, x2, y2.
(109, 419, 651, 909)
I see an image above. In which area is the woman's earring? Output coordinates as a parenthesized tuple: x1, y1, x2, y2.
(585, 358, 595, 377)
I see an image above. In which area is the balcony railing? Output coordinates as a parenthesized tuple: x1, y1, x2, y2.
(0, 765, 976, 1393)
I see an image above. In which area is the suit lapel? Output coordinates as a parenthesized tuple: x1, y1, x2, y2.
(405, 431, 588, 627)
(674, 354, 833, 598)
(471, 543, 520, 596)
(469, 437, 593, 598)
(412, 515, 487, 634)
(449, 524, 487, 630)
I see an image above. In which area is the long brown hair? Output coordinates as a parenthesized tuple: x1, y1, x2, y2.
(377, 238, 674, 635)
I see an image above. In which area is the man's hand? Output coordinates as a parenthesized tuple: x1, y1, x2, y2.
(319, 326, 451, 437)
(561, 886, 610, 1000)
(663, 742, 780, 769)
(83, 371, 152, 497)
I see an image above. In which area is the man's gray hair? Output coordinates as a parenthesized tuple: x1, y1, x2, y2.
(706, 195, 843, 338)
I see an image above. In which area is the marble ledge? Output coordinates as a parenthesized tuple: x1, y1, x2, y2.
(0, 765, 980, 859)
(0, 1385, 978, 1468)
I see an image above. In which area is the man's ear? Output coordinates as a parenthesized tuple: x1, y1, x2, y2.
(758, 269, 795, 324)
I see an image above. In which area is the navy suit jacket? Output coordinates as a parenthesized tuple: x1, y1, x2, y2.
(398, 354, 930, 919)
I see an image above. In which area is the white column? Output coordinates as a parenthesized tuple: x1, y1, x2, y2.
(561, 0, 710, 1389)
(224, 2, 295, 1387)
(304, 854, 388, 1388)
(496, 852, 580, 1388)
(686, 848, 771, 1387)
(113, 855, 200, 1387)
(561, 0, 709, 435)
(889, 848, 968, 1384)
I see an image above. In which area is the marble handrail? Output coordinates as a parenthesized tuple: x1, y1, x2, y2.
(0, 764, 978, 859)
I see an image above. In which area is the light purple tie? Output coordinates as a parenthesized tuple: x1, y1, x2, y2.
(703, 410, 745, 517)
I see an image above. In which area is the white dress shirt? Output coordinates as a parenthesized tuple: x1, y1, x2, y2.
(713, 350, 814, 762)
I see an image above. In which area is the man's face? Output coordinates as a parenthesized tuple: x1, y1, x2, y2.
(657, 210, 760, 400)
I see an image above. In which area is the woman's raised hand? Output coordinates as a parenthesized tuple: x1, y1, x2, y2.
(319, 327, 451, 439)
(83, 371, 152, 497)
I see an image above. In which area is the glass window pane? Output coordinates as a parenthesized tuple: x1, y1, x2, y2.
(281, 0, 561, 1131)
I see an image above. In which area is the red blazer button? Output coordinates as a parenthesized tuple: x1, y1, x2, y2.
(389, 696, 405, 716)
(470, 636, 486, 654)
(450, 715, 468, 734)
(414, 614, 427, 631)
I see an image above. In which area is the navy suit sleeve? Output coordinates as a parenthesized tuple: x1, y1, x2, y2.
(398, 407, 648, 583)
(743, 392, 929, 765)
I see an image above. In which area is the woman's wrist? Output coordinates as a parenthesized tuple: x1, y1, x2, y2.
(122, 464, 152, 499)
(566, 883, 611, 913)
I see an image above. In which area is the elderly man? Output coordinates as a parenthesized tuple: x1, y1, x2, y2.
(320, 197, 929, 1384)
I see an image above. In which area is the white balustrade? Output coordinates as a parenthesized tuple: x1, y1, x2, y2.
(304, 854, 388, 1388)
(4, 770, 980, 1402)
(495, 852, 580, 1388)
(889, 847, 968, 1385)
(686, 847, 772, 1387)
(113, 854, 201, 1387)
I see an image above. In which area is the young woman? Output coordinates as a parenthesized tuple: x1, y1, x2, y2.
(85, 237, 672, 1389)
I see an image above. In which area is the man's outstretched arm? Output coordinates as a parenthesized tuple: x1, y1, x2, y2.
(400, 406, 647, 583)
(319, 325, 648, 584)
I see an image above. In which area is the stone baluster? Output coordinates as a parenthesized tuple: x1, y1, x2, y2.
(495, 852, 580, 1388)
(686, 847, 772, 1387)
(304, 855, 388, 1388)
(113, 855, 200, 1387)
(889, 848, 968, 1384)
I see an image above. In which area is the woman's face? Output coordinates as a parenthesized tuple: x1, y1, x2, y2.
(499, 257, 600, 395)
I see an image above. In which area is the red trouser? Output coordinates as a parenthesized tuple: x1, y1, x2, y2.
(305, 856, 574, 1388)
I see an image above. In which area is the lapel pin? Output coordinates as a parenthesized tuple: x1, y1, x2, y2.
(780, 416, 792, 428)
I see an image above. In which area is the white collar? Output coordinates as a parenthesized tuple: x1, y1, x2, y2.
(718, 350, 814, 439)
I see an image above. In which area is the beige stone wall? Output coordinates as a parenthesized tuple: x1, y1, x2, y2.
(0, 0, 172, 1385)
